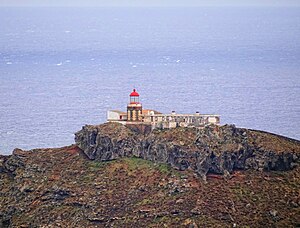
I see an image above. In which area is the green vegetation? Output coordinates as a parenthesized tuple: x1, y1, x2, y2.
(123, 157, 178, 176)
(88, 160, 110, 171)
(154, 163, 172, 174)
(80, 174, 94, 183)
(136, 198, 153, 206)
(124, 157, 154, 171)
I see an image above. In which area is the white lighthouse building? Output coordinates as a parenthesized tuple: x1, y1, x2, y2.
(107, 89, 220, 130)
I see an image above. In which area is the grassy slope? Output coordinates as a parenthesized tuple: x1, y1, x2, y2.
(1, 145, 299, 227)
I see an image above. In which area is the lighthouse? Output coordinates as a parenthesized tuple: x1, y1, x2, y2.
(127, 89, 142, 122)
(107, 88, 220, 128)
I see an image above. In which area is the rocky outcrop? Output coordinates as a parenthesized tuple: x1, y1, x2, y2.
(0, 149, 26, 177)
(1, 140, 300, 227)
(75, 123, 300, 179)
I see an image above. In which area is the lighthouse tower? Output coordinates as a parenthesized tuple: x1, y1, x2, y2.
(127, 89, 142, 122)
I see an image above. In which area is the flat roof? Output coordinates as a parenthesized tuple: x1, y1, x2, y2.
(109, 110, 127, 115)
(144, 113, 220, 117)
(142, 109, 162, 115)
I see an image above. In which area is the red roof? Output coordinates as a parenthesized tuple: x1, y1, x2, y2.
(130, 89, 139, 97)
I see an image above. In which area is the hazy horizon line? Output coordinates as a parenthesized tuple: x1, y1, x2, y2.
(1, 5, 300, 8)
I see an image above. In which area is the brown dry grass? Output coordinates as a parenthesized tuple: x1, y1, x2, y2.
(1, 145, 299, 227)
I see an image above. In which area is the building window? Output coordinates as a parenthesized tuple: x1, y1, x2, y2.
(130, 96, 139, 103)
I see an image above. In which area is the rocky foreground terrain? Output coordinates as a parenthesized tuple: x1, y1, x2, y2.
(1, 123, 300, 227)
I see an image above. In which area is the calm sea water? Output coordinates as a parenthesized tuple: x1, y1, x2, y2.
(0, 7, 300, 154)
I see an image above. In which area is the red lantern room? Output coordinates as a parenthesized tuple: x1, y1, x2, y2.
(130, 89, 140, 104)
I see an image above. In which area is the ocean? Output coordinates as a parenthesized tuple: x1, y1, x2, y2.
(0, 7, 299, 154)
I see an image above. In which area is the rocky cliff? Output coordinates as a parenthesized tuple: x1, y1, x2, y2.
(1, 123, 300, 227)
(75, 123, 299, 180)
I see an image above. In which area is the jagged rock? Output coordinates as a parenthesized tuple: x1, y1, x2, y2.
(87, 216, 106, 223)
(75, 123, 300, 179)
(0, 156, 7, 173)
(0, 143, 299, 227)
(41, 187, 71, 201)
(176, 198, 184, 204)
(75, 123, 137, 161)
(191, 207, 202, 215)
(20, 184, 34, 193)
(2, 151, 25, 175)
(269, 210, 280, 221)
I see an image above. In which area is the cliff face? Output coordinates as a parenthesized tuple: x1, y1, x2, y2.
(1, 124, 300, 227)
(75, 123, 299, 180)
